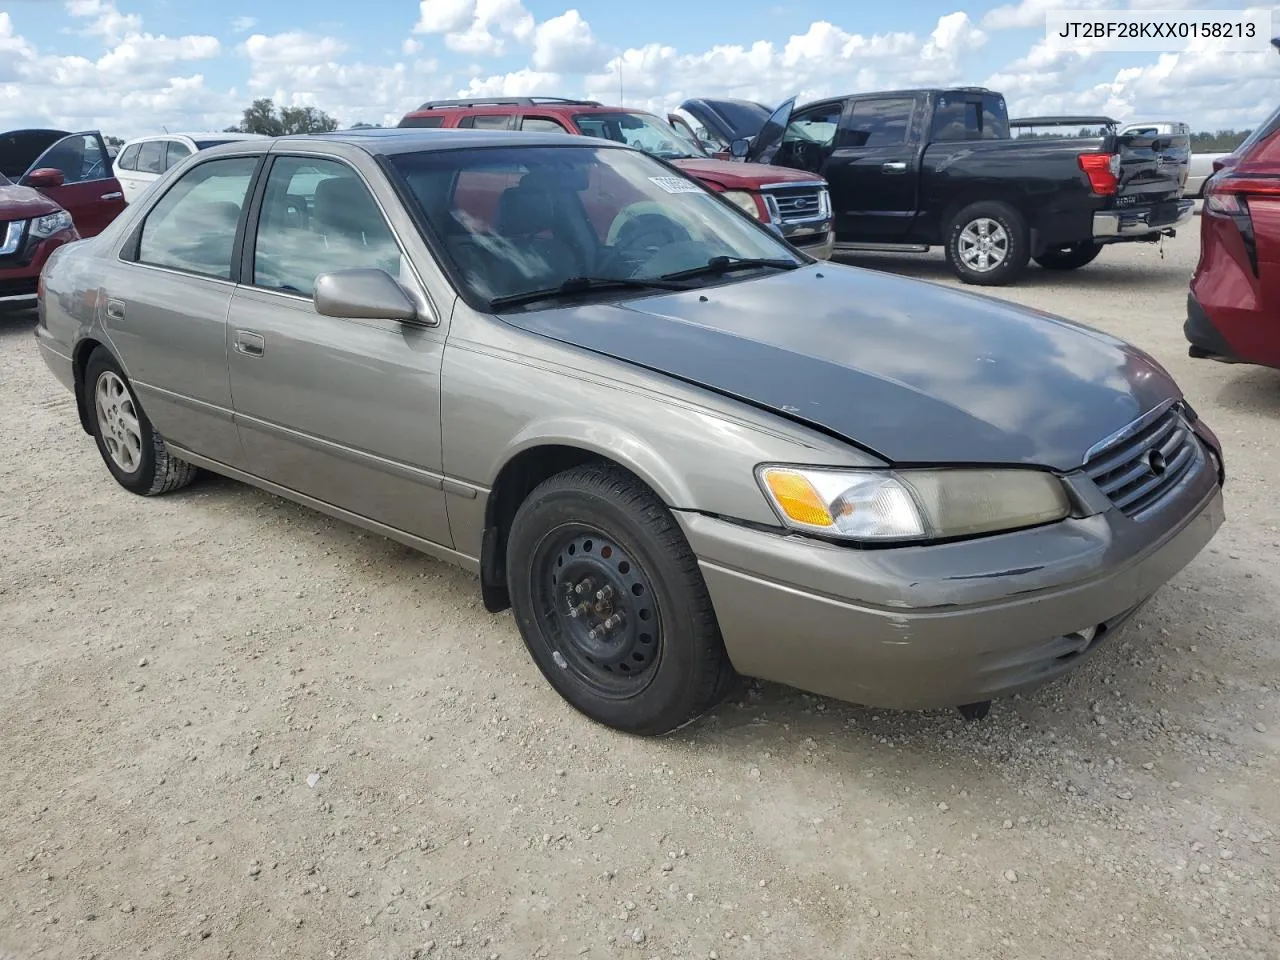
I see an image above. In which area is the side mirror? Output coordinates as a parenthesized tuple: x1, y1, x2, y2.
(729, 138, 750, 159)
(25, 168, 66, 189)
(314, 268, 419, 321)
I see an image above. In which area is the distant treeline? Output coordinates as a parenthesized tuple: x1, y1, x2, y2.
(1014, 128, 1250, 152)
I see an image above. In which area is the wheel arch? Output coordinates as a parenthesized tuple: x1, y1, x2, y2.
(71, 336, 109, 435)
(477, 430, 695, 614)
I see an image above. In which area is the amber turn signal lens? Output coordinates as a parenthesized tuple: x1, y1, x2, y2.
(761, 469, 834, 527)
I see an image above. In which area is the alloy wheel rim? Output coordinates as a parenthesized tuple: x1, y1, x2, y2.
(95, 371, 143, 473)
(958, 218, 1009, 272)
(532, 524, 662, 698)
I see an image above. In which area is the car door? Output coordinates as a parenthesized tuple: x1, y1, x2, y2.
(226, 152, 453, 548)
(824, 96, 921, 243)
(21, 131, 126, 237)
(102, 153, 263, 467)
(114, 142, 145, 202)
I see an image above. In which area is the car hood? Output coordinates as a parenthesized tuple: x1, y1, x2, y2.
(0, 181, 61, 218)
(497, 264, 1180, 471)
(671, 157, 822, 190)
(678, 99, 771, 143)
(0, 128, 70, 180)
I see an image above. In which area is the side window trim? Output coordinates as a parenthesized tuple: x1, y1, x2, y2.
(119, 153, 267, 285)
(237, 152, 438, 325)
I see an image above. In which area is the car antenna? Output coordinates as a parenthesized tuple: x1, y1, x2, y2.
(162, 125, 169, 133)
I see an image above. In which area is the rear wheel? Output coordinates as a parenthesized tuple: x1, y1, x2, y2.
(85, 348, 199, 496)
(1034, 241, 1103, 271)
(944, 201, 1030, 286)
(506, 463, 733, 735)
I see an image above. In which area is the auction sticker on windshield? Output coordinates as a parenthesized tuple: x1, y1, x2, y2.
(649, 176, 705, 194)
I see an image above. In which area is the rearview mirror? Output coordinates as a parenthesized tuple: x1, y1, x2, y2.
(729, 138, 750, 159)
(25, 167, 65, 189)
(314, 268, 419, 322)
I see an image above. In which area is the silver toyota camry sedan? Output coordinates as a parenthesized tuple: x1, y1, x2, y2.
(34, 128, 1225, 735)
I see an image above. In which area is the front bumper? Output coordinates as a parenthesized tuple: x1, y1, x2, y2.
(678, 449, 1223, 710)
(1093, 199, 1195, 239)
(0, 229, 77, 309)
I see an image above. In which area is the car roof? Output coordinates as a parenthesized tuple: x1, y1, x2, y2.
(403, 101, 651, 118)
(199, 127, 601, 158)
(122, 132, 268, 144)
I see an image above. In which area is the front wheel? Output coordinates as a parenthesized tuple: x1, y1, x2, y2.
(505, 464, 733, 735)
(944, 201, 1030, 286)
(1034, 241, 1103, 271)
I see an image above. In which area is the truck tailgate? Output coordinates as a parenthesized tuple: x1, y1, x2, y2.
(1113, 132, 1186, 201)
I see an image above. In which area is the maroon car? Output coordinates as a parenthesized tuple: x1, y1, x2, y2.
(1, 129, 127, 310)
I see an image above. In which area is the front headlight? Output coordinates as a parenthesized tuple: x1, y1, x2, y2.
(757, 466, 1071, 543)
(30, 210, 74, 239)
(720, 190, 765, 220)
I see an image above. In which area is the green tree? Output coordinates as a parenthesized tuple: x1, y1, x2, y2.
(226, 98, 340, 136)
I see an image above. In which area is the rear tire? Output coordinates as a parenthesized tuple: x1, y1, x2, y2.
(1034, 241, 1103, 271)
(85, 348, 199, 496)
(944, 201, 1030, 286)
(505, 463, 733, 735)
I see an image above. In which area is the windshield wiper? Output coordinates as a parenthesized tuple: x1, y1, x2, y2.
(489, 275, 689, 310)
(658, 255, 801, 282)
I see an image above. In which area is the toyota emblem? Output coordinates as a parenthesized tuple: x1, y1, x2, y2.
(1148, 449, 1167, 475)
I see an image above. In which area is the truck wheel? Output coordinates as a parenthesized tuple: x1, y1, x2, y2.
(1034, 242, 1103, 271)
(944, 202, 1030, 286)
(505, 463, 734, 736)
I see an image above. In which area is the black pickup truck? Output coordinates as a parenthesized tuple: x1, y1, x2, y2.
(683, 87, 1194, 285)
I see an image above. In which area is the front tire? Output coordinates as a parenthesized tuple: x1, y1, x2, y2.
(506, 464, 733, 735)
(944, 201, 1030, 286)
(85, 348, 199, 496)
(1034, 241, 1103, 271)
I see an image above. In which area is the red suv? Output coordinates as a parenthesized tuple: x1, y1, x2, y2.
(398, 97, 833, 259)
(1186, 101, 1280, 371)
(1, 128, 126, 310)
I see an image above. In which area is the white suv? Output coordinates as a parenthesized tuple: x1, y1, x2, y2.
(113, 132, 268, 203)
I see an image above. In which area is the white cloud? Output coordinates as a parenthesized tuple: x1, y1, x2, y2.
(532, 10, 610, 73)
(0, 2, 1274, 141)
(983, 0, 1109, 31)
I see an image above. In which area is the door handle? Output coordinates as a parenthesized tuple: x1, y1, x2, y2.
(882, 161, 908, 174)
(100, 192, 124, 201)
(104, 298, 125, 321)
(234, 330, 265, 357)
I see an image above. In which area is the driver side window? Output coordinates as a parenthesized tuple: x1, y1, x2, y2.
(778, 104, 842, 173)
(33, 134, 108, 185)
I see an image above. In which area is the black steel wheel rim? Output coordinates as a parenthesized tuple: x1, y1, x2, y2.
(530, 523, 663, 698)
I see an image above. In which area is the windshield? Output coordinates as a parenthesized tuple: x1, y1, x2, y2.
(572, 112, 706, 160)
(0, 171, 10, 186)
(388, 144, 803, 309)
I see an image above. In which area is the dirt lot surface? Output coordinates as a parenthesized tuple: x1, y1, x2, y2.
(2, 228, 1278, 960)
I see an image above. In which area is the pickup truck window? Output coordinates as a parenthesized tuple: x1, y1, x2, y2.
(784, 105, 842, 148)
(931, 96, 1010, 142)
(842, 98, 915, 148)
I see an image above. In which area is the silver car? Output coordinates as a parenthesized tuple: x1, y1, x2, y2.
(34, 129, 1226, 734)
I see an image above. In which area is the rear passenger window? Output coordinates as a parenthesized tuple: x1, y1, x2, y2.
(252, 156, 401, 297)
(843, 98, 916, 148)
(399, 115, 445, 128)
(462, 115, 514, 130)
(117, 143, 140, 171)
(165, 141, 193, 170)
(520, 117, 568, 133)
(137, 140, 165, 174)
(136, 157, 258, 279)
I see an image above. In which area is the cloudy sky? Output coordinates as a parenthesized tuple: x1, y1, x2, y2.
(0, 0, 1276, 138)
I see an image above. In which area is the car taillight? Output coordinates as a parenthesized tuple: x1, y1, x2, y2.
(1078, 153, 1119, 195)
(1203, 174, 1280, 275)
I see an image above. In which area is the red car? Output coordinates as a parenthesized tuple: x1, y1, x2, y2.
(1, 129, 127, 310)
(397, 97, 834, 259)
(1186, 90, 1280, 369)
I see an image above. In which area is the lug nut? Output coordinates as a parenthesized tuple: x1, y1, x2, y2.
(595, 586, 614, 602)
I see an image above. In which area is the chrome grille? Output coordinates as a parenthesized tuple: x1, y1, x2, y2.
(1083, 404, 1200, 518)
(763, 184, 827, 224)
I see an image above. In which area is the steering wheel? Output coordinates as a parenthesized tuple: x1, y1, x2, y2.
(599, 206, 693, 275)
(790, 140, 824, 172)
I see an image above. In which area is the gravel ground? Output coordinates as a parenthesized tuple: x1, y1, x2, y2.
(2, 227, 1278, 960)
